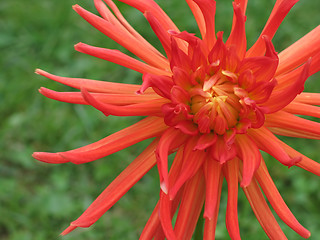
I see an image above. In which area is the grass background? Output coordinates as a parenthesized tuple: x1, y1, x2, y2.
(1, 0, 319, 239)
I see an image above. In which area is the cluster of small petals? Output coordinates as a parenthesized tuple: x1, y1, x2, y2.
(34, 0, 320, 239)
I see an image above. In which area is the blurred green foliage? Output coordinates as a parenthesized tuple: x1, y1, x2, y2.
(1, 0, 319, 239)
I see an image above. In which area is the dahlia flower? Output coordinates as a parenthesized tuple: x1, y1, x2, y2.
(33, 0, 320, 239)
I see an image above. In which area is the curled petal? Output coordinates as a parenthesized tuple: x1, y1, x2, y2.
(226, 2, 247, 59)
(35, 69, 155, 94)
(210, 136, 237, 164)
(256, 160, 311, 238)
(263, 59, 310, 113)
(156, 128, 188, 193)
(33, 117, 167, 164)
(137, 73, 174, 99)
(248, 127, 301, 167)
(192, 0, 216, 50)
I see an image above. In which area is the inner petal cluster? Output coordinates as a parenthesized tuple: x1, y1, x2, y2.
(143, 32, 279, 148)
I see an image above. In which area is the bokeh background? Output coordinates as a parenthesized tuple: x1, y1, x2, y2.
(1, 0, 320, 239)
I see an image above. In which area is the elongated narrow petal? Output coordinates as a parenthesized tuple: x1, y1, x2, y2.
(241, 174, 287, 239)
(61, 139, 158, 234)
(33, 117, 167, 164)
(247, 0, 299, 57)
(173, 170, 205, 240)
(203, 158, 222, 219)
(39, 87, 160, 105)
(156, 127, 188, 193)
(265, 111, 320, 140)
(226, 2, 247, 59)
(277, 25, 320, 75)
(169, 139, 206, 200)
(140, 147, 185, 239)
(73, 4, 169, 69)
(283, 102, 320, 118)
(248, 127, 300, 166)
(159, 191, 177, 240)
(75, 43, 171, 76)
(235, 134, 261, 187)
(263, 59, 310, 113)
(223, 159, 241, 240)
(280, 142, 320, 176)
(294, 92, 320, 105)
(35, 69, 154, 94)
(81, 87, 167, 116)
(192, 0, 216, 50)
(256, 160, 311, 238)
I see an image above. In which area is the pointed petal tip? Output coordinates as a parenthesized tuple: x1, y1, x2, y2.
(60, 225, 77, 236)
(160, 181, 168, 195)
(32, 152, 68, 164)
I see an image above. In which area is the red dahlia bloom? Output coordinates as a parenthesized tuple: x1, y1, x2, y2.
(33, 0, 320, 239)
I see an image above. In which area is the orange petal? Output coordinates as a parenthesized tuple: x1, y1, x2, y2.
(61, 139, 158, 233)
(241, 174, 287, 239)
(75, 42, 170, 76)
(277, 25, 320, 76)
(33, 117, 167, 164)
(247, 0, 299, 57)
(81, 87, 167, 116)
(35, 69, 154, 94)
(256, 160, 311, 238)
(265, 111, 320, 140)
(73, 4, 169, 69)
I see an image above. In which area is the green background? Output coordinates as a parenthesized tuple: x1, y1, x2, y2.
(1, 0, 319, 239)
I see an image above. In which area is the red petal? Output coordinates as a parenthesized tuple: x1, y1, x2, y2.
(156, 128, 188, 193)
(169, 138, 206, 200)
(226, 2, 247, 59)
(192, 0, 216, 50)
(173, 170, 206, 240)
(235, 134, 261, 187)
(223, 159, 241, 240)
(263, 59, 310, 113)
(203, 158, 223, 219)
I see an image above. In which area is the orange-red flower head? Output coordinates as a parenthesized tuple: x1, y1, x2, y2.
(33, 0, 320, 239)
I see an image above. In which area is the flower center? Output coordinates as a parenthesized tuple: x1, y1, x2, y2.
(190, 71, 241, 135)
